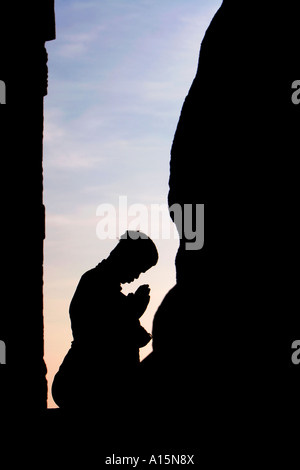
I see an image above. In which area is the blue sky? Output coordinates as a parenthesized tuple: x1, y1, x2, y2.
(43, 0, 222, 407)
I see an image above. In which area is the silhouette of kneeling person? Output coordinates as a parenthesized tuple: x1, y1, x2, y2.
(52, 231, 158, 411)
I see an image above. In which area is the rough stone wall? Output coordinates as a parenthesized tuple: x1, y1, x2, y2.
(150, 0, 300, 440)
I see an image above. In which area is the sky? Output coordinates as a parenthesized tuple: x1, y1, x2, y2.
(44, 0, 222, 408)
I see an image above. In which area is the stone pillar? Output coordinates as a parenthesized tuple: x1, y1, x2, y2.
(0, 1, 55, 414)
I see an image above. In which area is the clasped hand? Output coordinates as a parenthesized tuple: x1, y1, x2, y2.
(133, 284, 150, 317)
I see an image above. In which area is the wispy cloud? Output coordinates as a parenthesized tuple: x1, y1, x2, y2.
(56, 27, 105, 59)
